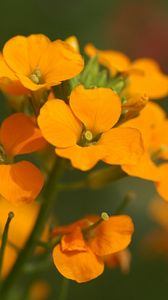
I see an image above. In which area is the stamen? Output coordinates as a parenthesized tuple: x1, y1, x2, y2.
(29, 68, 42, 84)
(84, 130, 93, 142)
(83, 211, 109, 240)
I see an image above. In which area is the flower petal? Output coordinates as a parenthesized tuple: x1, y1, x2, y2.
(127, 59, 168, 99)
(3, 35, 30, 75)
(121, 102, 166, 148)
(85, 43, 130, 75)
(0, 161, 44, 204)
(38, 99, 82, 148)
(88, 215, 134, 256)
(39, 40, 84, 83)
(100, 127, 144, 165)
(56, 144, 107, 171)
(0, 113, 46, 156)
(61, 227, 87, 252)
(70, 85, 121, 134)
(53, 244, 104, 283)
(155, 164, 168, 201)
(122, 152, 160, 181)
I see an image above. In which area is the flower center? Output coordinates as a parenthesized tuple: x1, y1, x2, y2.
(29, 68, 43, 84)
(84, 130, 93, 142)
(78, 128, 101, 147)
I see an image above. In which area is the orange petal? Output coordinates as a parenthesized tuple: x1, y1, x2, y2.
(100, 127, 144, 165)
(53, 244, 104, 282)
(70, 85, 121, 134)
(26, 34, 50, 71)
(85, 43, 130, 75)
(38, 99, 82, 147)
(56, 144, 107, 171)
(0, 53, 17, 80)
(0, 161, 44, 204)
(3, 35, 30, 75)
(121, 102, 166, 149)
(39, 40, 84, 84)
(52, 218, 91, 236)
(0, 113, 46, 156)
(88, 215, 134, 256)
(61, 227, 87, 252)
(0, 196, 40, 277)
(122, 152, 160, 181)
(155, 164, 168, 201)
(13, 73, 47, 91)
(127, 59, 168, 99)
(65, 36, 80, 53)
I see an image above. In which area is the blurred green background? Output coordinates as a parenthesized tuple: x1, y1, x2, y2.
(1, 0, 168, 299)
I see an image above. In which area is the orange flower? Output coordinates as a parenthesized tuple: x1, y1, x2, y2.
(85, 44, 168, 99)
(0, 196, 48, 278)
(0, 53, 29, 96)
(52, 213, 134, 282)
(0, 34, 84, 91)
(142, 199, 168, 258)
(85, 43, 131, 76)
(65, 36, 80, 53)
(0, 113, 45, 204)
(29, 281, 50, 300)
(121, 102, 168, 201)
(38, 85, 143, 171)
(104, 248, 131, 273)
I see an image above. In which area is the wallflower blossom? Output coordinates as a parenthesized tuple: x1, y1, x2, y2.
(52, 213, 134, 282)
(121, 102, 168, 201)
(104, 248, 131, 273)
(0, 113, 45, 204)
(142, 199, 168, 257)
(0, 197, 49, 278)
(0, 34, 84, 92)
(0, 53, 29, 96)
(85, 44, 168, 99)
(38, 85, 143, 171)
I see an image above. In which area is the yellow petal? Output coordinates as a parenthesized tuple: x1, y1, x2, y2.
(38, 99, 82, 147)
(70, 85, 121, 134)
(100, 127, 144, 165)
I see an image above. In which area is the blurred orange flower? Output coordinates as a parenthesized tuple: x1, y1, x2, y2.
(121, 102, 168, 201)
(52, 214, 134, 282)
(0, 34, 84, 92)
(0, 113, 45, 204)
(104, 248, 131, 274)
(85, 44, 168, 99)
(0, 197, 41, 277)
(38, 85, 143, 171)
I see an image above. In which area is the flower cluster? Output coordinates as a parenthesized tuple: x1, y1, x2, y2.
(0, 33, 168, 295)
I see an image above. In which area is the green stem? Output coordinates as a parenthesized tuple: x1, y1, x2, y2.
(115, 191, 136, 214)
(0, 157, 65, 299)
(0, 212, 14, 281)
(58, 278, 69, 300)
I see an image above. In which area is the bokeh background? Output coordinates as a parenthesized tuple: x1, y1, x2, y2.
(1, 0, 168, 299)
